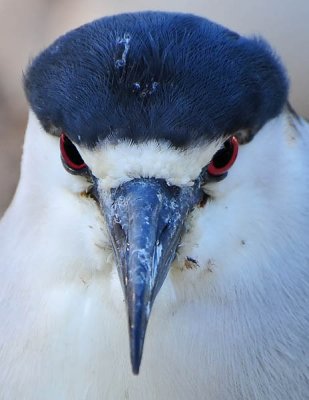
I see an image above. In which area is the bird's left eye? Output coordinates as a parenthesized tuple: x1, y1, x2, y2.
(60, 133, 88, 173)
(207, 136, 238, 176)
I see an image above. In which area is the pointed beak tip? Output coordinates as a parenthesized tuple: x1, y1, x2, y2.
(130, 342, 143, 375)
(132, 362, 141, 375)
(129, 321, 146, 376)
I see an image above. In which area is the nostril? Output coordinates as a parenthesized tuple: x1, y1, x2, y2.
(157, 222, 170, 245)
(160, 180, 181, 198)
(199, 192, 208, 208)
(113, 222, 127, 246)
(169, 185, 181, 198)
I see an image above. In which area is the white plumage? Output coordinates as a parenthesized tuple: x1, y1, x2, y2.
(0, 109, 308, 399)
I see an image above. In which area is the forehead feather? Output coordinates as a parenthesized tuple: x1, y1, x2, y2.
(78, 139, 222, 189)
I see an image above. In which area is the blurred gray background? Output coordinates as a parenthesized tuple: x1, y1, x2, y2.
(0, 0, 308, 216)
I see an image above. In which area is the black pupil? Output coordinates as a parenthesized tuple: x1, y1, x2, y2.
(212, 140, 233, 168)
(64, 136, 84, 166)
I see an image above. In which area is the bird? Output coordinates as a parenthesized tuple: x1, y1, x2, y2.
(0, 10, 308, 400)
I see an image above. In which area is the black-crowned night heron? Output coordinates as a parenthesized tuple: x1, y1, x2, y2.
(0, 11, 308, 400)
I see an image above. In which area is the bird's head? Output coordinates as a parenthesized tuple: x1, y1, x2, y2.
(22, 12, 288, 374)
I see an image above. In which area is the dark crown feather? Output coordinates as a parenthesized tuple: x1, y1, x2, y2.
(24, 11, 288, 147)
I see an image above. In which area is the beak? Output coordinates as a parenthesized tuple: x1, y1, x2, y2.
(96, 178, 203, 374)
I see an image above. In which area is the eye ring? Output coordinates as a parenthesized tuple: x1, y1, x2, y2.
(60, 133, 87, 171)
(207, 136, 238, 176)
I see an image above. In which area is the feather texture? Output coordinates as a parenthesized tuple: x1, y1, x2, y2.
(0, 12, 307, 400)
(24, 12, 288, 147)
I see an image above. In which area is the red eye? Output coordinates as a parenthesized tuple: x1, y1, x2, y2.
(60, 133, 87, 171)
(207, 136, 238, 176)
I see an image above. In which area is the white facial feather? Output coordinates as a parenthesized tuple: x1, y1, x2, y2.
(78, 138, 223, 189)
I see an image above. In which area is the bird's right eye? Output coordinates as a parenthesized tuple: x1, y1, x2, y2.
(207, 136, 238, 177)
(60, 133, 88, 173)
